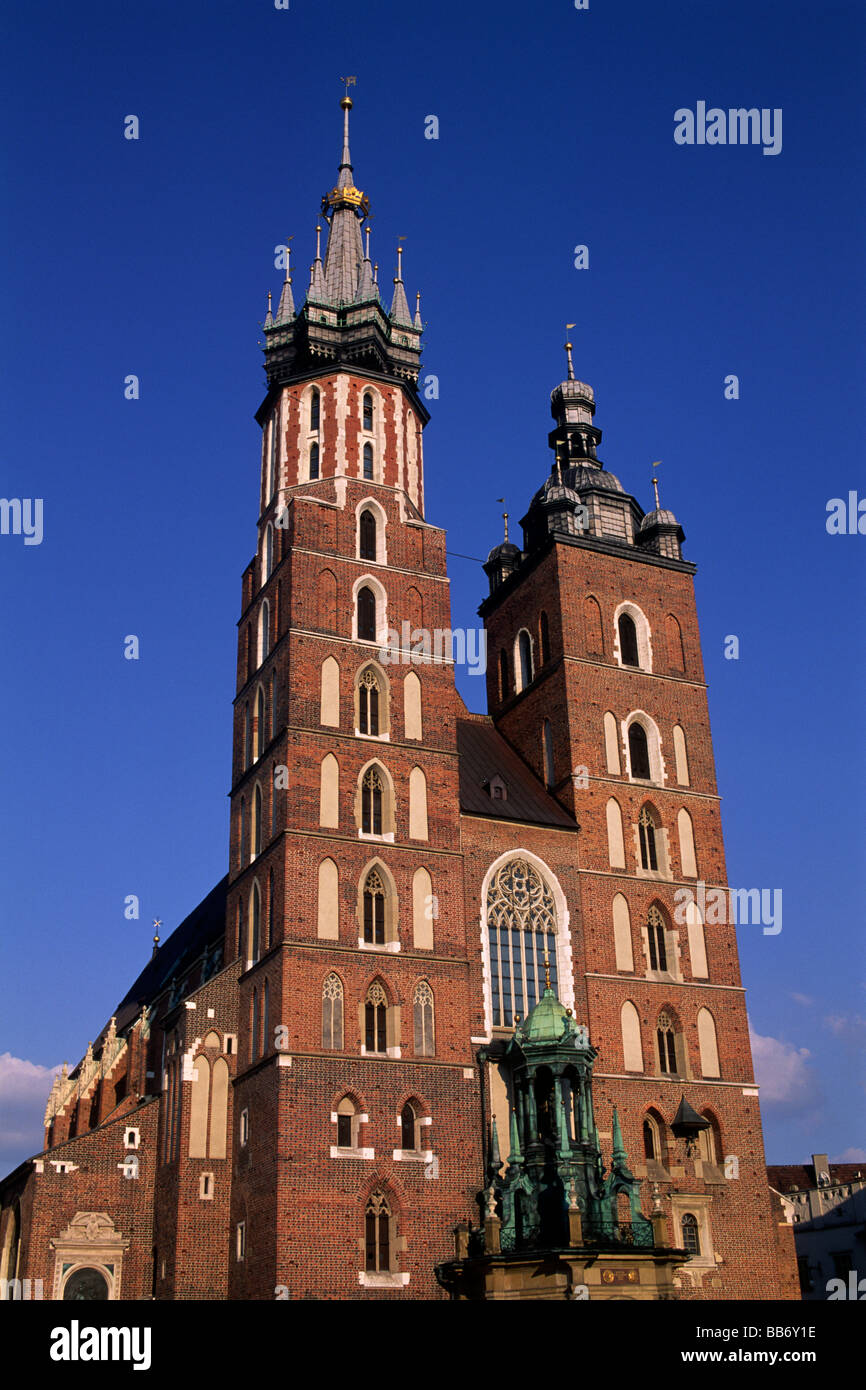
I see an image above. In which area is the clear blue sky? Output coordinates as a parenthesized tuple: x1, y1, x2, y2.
(1, 0, 863, 1171)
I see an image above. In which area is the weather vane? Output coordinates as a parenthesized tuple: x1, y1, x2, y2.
(340, 75, 357, 97)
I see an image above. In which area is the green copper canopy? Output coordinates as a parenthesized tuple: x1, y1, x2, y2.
(520, 985, 571, 1044)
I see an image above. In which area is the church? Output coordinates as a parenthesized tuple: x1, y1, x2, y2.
(0, 94, 797, 1301)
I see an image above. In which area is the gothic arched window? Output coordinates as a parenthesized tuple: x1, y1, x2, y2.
(539, 610, 551, 665)
(336, 1095, 357, 1149)
(401, 1101, 418, 1152)
(364, 1190, 391, 1272)
(517, 630, 533, 690)
(681, 1212, 701, 1256)
(357, 585, 376, 641)
(362, 868, 386, 944)
(252, 785, 262, 857)
(628, 722, 651, 779)
(249, 883, 261, 963)
(413, 980, 435, 1055)
(639, 805, 660, 871)
(309, 441, 320, 480)
(322, 973, 344, 1050)
(264, 523, 274, 580)
(647, 904, 667, 971)
(259, 601, 270, 663)
(618, 612, 640, 667)
(310, 388, 320, 432)
(543, 718, 554, 788)
(657, 1010, 677, 1074)
(250, 986, 259, 1063)
(486, 858, 557, 1027)
(643, 1118, 657, 1161)
(358, 667, 381, 735)
(359, 509, 377, 561)
(361, 767, 384, 836)
(363, 392, 374, 432)
(365, 982, 388, 1053)
(255, 686, 265, 760)
(363, 442, 374, 480)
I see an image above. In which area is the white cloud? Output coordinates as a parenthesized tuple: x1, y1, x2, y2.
(749, 1028, 817, 1108)
(0, 1053, 62, 1172)
(831, 1147, 866, 1163)
(790, 992, 815, 1008)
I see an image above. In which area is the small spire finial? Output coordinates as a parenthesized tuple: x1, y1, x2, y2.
(315, 225, 322, 261)
(543, 942, 551, 990)
(152, 918, 162, 958)
(650, 467, 664, 511)
(284, 236, 293, 282)
(565, 324, 576, 380)
(396, 238, 405, 281)
(496, 499, 508, 543)
(267, 291, 272, 311)
(364, 223, 371, 259)
(651, 463, 662, 510)
(373, 261, 379, 284)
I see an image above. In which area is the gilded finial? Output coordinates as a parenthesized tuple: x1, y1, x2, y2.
(373, 262, 378, 283)
(152, 918, 162, 958)
(565, 324, 576, 381)
(496, 499, 508, 542)
(543, 942, 551, 990)
(651, 463, 662, 510)
(339, 74, 357, 109)
(315, 225, 322, 260)
(267, 290, 272, 311)
(284, 236, 293, 282)
(364, 223, 371, 259)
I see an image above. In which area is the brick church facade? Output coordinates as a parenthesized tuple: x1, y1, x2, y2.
(0, 96, 796, 1301)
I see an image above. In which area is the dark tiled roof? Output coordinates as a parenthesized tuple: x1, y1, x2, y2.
(457, 718, 576, 829)
(112, 877, 228, 1035)
(767, 1163, 866, 1193)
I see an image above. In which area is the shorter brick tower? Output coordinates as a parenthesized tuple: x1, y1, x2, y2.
(476, 341, 791, 1298)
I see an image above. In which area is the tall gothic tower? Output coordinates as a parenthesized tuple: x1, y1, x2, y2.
(227, 95, 482, 1299)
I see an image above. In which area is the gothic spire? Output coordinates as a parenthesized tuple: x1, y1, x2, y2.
(275, 242, 295, 323)
(308, 225, 328, 302)
(390, 242, 412, 325)
(321, 90, 369, 305)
